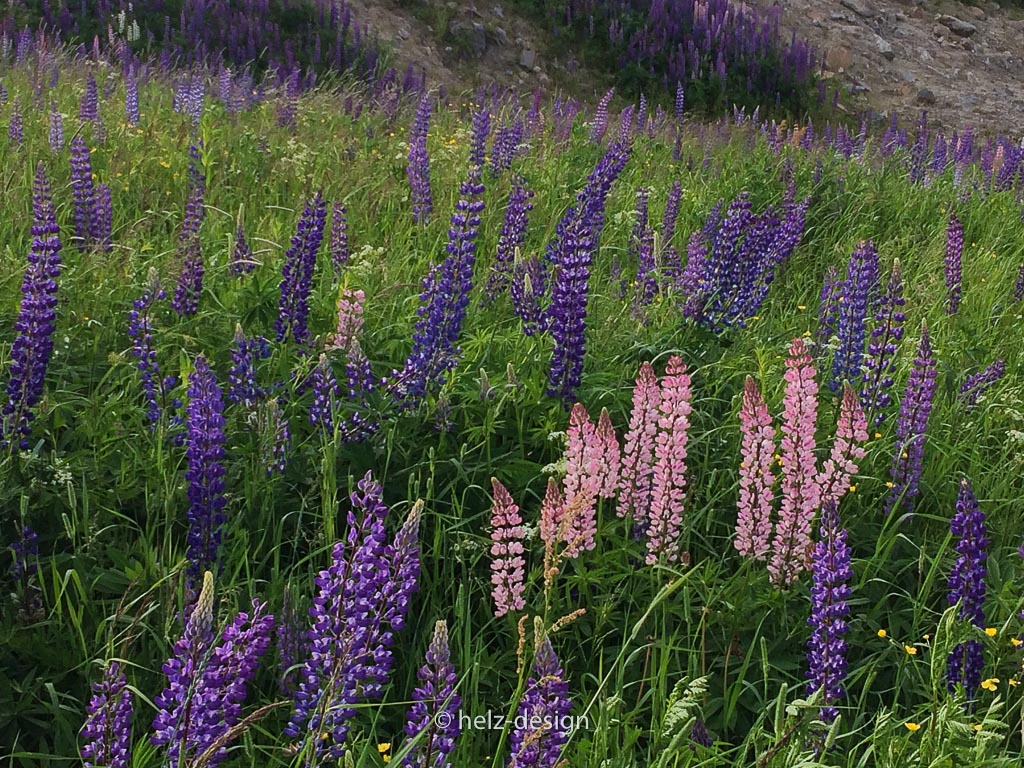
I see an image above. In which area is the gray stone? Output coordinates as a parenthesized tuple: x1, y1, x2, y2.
(490, 26, 508, 45)
(964, 5, 986, 20)
(494, 5, 504, 18)
(470, 22, 487, 56)
(840, 0, 877, 17)
(917, 88, 936, 105)
(937, 15, 978, 36)
(875, 35, 895, 60)
(519, 48, 536, 69)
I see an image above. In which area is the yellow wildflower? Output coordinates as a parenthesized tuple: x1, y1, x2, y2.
(904, 645, 917, 656)
(1010, 638, 1022, 648)
(160, 160, 171, 168)
(980, 678, 999, 691)
(797, 304, 807, 310)
(877, 629, 887, 639)
(377, 744, 391, 754)
(904, 722, 921, 732)
(984, 627, 997, 637)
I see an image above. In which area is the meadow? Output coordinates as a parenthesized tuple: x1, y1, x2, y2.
(1, 17, 1024, 768)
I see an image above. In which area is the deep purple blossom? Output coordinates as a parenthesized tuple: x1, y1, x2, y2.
(70, 135, 97, 251)
(128, 269, 177, 428)
(408, 93, 433, 224)
(184, 356, 227, 580)
(227, 324, 269, 409)
(508, 637, 573, 768)
(3, 163, 62, 449)
(8, 97, 23, 146)
(125, 73, 139, 126)
(860, 261, 906, 425)
(48, 105, 64, 152)
(945, 211, 963, 314)
(329, 201, 349, 277)
(401, 620, 460, 768)
(310, 354, 340, 435)
(486, 178, 533, 302)
(8, 524, 38, 582)
(804, 501, 851, 723)
(958, 360, 1005, 411)
(230, 221, 254, 275)
(831, 240, 878, 392)
(172, 183, 206, 317)
(80, 74, 98, 122)
(81, 662, 133, 768)
(275, 191, 327, 347)
(946, 478, 988, 698)
(631, 187, 657, 314)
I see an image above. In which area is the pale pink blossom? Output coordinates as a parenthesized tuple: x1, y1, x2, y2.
(617, 361, 661, 527)
(489, 478, 526, 617)
(596, 408, 621, 498)
(646, 356, 692, 566)
(816, 383, 868, 506)
(563, 403, 601, 557)
(735, 376, 776, 560)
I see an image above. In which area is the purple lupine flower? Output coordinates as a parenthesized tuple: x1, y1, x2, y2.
(81, 661, 133, 768)
(401, 620, 460, 768)
(1016, 263, 1024, 302)
(485, 177, 533, 302)
(469, 107, 491, 170)
(94, 183, 112, 253)
(394, 166, 485, 406)
(70, 135, 97, 251)
(276, 587, 308, 697)
(508, 636, 573, 768)
(946, 478, 988, 698)
(8, 98, 23, 147)
(286, 475, 421, 759)
(309, 354, 340, 435)
(831, 240, 878, 392)
(589, 88, 614, 144)
(674, 81, 685, 121)
(804, 501, 851, 723)
(659, 181, 683, 285)
(8, 525, 38, 582)
(125, 73, 139, 126)
(884, 325, 938, 516)
(511, 255, 546, 336)
(172, 189, 205, 317)
(329, 201, 349, 277)
(152, 573, 274, 768)
(631, 187, 657, 314)
(958, 360, 1005, 411)
(489, 119, 524, 178)
(945, 211, 963, 314)
(229, 221, 254, 275)
(2, 163, 62, 449)
(816, 265, 841, 350)
(128, 269, 174, 428)
(80, 74, 99, 121)
(261, 397, 289, 476)
(408, 93, 433, 224)
(860, 261, 906, 425)
(227, 324, 269, 409)
(184, 356, 227, 580)
(275, 191, 327, 347)
(48, 105, 64, 152)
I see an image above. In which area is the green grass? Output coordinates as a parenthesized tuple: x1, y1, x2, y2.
(0, 49, 1023, 768)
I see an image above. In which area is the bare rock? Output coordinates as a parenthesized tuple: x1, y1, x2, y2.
(875, 35, 895, 59)
(917, 87, 937, 105)
(840, 0, 877, 17)
(519, 49, 536, 70)
(937, 15, 978, 36)
(963, 5, 986, 20)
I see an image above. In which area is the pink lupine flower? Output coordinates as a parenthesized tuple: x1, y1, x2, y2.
(617, 361, 661, 527)
(489, 478, 527, 618)
(596, 408, 621, 498)
(539, 477, 566, 549)
(769, 337, 821, 588)
(816, 383, 868, 505)
(646, 356, 692, 566)
(563, 403, 602, 557)
(325, 288, 365, 356)
(735, 376, 776, 560)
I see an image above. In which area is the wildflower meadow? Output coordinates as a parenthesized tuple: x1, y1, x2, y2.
(1, 5, 1024, 768)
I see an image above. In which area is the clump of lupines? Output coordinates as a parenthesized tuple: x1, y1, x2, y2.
(768, 338, 821, 589)
(227, 324, 270, 409)
(945, 211, 964, 314)
(884, 325, 938, 516)
(490, 478, 527, 618)
(734, 376, 775, 560)
(508, 635, 573, 768)
(80, 661, 133, 768)
(287, 476, 421, 759)
(946, 479, 988, 698)
(646, 356, 692, 566)
(401, 620, 461, 767)
(69, 135, 98, 251)
(2, 163, 62, 449)
(485, 177, 533, 302)
(184, 356, 227, 581)
(329, 201, 349, 277)
(860, 261, 906, 425)
(958, 360, 1005, 410)
(152, 572, 274, 768)
(275, 191, 327, 347)
(804, 500, 852, 723)
(830, 240, 879, 392)
(229, 220, 254, 275)
(408, 93, 433, 224)
(618, 361, 661, 532)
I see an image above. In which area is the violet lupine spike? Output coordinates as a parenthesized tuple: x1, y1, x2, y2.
(172, 192, 205, 317)
(408, 93, 433, 224)
(562, 403, 602, 558)
(329, 201, 349, 277)
(860, 261, 906, 426)
(546, 213, 594, 407)
(276, 587, 307, 697)
(9, 525, 38, 583)
(508, 636, 573, 768)
(275, 191, 328, 347)
(469, 107, 491, 170)
(884, 325, 938, 517)
(184, 356, 227, 581)
(945, 211, 964, 315)
(646, 356, 692, 567)
(958, 360, 1005, 411)
(125, 73, 139, 126)
(485, 178, 533, 302)
(804, 500, 852, 724)
(1016, 263, 1024, 302)
(3, 162, 62, 450)
(80, 74, 99, 121)
(227, 324, 269, 409)
(70, 135, 98, 251)
(830, 240, 877, 393)
(49, 106, 64, 152)
(128, 269, 172, 428)
(589, 87, 614, 144)
(81, 661, 133, 768)
(230, 221, 254, 275)
(152, 573, 274, 768)
(630, 187, 658, 315)
(95, 183, 113, 253)
(510, 255, 546, 336)
(489, 478, 527, 618)
(816, 384, 868, 506)
(946, 478, 988, 698)
(261, 397, 290, 476)
(659, 181, 683, 286)
(735, 376, 776, 561)
(309, 354, 340, 436)
(815, 265, 841, 350)
(401, 620, 461, 768)
(8, 98, 23, 147)
(768, 338, 821, 589)
(617, 361, 661, 530)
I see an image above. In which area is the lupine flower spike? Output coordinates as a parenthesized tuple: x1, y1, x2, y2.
(617, 361, 661, 531)
(508, 634, 573, 768)
(946, 478, 988, 701)
(489, 478, 527, 618)
(945, 211, 963, 314)
(81, 661, 133, 768)
(562, 403, 601, 557)
(401, 620, 461, 767)
(646, 356, 692, 566)
(816, 384, 868, 506)
(735, 376, 775, 560)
